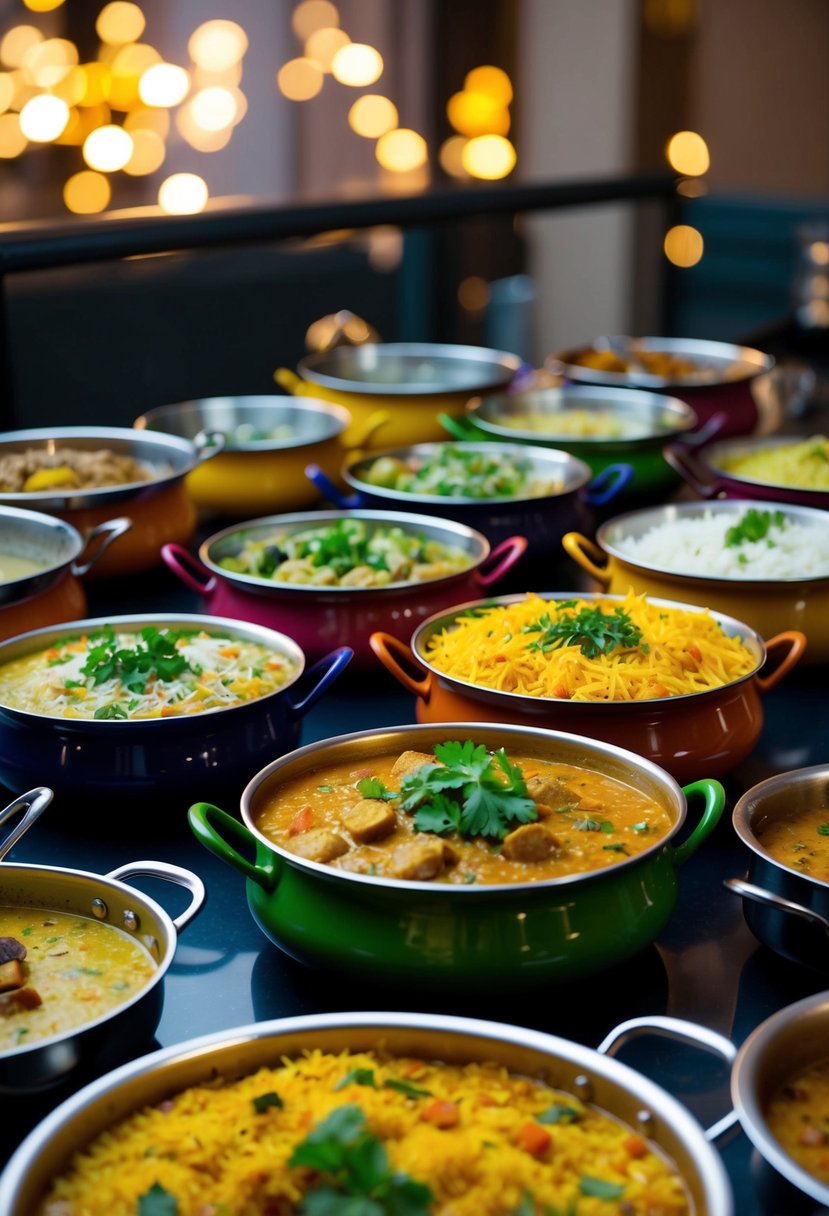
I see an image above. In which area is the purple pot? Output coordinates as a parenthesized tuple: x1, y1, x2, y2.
(162, 510, 527, 667)
(664, 437, 829, 510)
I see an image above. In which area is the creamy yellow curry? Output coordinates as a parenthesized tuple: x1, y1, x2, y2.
(766, 1058, 829, 1184)
(255, 741, 671, 885)
(0, 906, 157, 1051)
(754, 807, 829, 883)
(0, 553, 44, 583)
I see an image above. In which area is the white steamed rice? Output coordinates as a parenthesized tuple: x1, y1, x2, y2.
(616, 508, 829, 580)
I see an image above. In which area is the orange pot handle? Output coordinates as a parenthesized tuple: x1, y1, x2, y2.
(756, 630, 808, 694)
(561, 531, 611, 586)
(369, 632, 432, 700)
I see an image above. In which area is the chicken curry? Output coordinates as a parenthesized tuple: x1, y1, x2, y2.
(254, 741, 672, 885)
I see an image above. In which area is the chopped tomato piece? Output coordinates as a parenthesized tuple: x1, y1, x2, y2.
(624, 1133, 648, 1158)
(688, 644, 702, 662)
(421, 1100, 460, 1129)
(288, 806, 314, 836)
(514, 1121, 551, 1158)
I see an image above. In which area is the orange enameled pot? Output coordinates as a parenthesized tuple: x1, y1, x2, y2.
(370, 593, 806, 785)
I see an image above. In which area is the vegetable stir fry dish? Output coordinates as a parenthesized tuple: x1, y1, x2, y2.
(362, 446, 562, 499)
(218, 518, 473, 588)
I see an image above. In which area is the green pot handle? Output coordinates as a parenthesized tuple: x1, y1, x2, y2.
(438, 412, 486, 441)
(671, 779, 725, 869)
(188, 802, 281, 893)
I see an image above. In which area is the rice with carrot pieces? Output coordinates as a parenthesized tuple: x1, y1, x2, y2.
(422, 591, 757, 702)
(38, 1048, 691, 1215)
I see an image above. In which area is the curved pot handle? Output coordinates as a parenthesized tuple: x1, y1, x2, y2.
(581, 462, 634, 507)
(72, 517, 132, 576)
(597, 1014, 737, 1141)
(274, 367, 310, 396)
(305, 462, 363, 508)
(344, 410, 390, 451)
(474, 535, 527, 587)
(189, 802, 281, 893)
(193, 430, 226, 462)
(683, 410, 728, 448)
(439, 412, 484, 441)
(104, 860, 206, 934)
(662, 443, 720, 498)
(670, 779, 726, 868)
(369, 631, 432, 699)
(561, 531, 611, 586)
(161, 542, 217, 596)
(724, 876, 829, 937)
(756, 630, 807, 693)
(0, 786, 53, 861)
(287, 647, 353, 718)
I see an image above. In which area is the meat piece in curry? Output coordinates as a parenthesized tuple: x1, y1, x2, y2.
(254, 740, 673, 886)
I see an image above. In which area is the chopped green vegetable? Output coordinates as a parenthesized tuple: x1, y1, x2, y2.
(522, 605, 647, 659)
(252, 1091, 283, 1113)
(572, 818, 601, 832)
(578, 1176, 626, 1200)
(632, 821, 649, 833)
(81, 625, 197, 694)
(93, 702, 128, 720)
(382, 1077, 432, 1099)
(334, 1068, 377, 1091)
(138, 1182, 178, 1216)
(537, 1103, 582, 1124)
(817, 824, 829, 837)
(356, 776, 398, 802)
(724, 507, 787, 548)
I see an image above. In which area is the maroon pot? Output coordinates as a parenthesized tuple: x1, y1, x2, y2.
(664, 436, 829, 510)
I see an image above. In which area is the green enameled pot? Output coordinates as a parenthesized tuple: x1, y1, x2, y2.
(188, 722, 724, 990)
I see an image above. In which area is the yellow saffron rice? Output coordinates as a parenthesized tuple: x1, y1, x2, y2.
(422, 592, 757, 701)
(38, 1048, 690, 1216)
(719, 435, 829, 490)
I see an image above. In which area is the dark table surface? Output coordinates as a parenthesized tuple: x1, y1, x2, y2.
(1, 546, 827, 1216)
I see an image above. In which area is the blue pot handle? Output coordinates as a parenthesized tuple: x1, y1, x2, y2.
(305, 463, 362, 508)
(287, 646, 353, 719)
(188, 802, 281, 892)
(582, 462, 634, 506)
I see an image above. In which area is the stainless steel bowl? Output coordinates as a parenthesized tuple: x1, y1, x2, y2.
(549, 336, 772, 391)
(0, 506, 129, 607)
(134, 395, 350, 451)
(298, 342, 522, 395)
(0, 1011, 734, 1214)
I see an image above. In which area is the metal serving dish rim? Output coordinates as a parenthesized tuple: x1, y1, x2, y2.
(297, 342, 523, 396)
(548, 336, 774, 389)
(408, 591, 768, 709)
(595, 499, 829, 586)
(0, 1009, 733, 1215)
(237, 719, 688, 894)
(691, 435, 829, 492)
(0, 861, 177, 1063)
(135, 397, 352, 453)
(732, 763, 829, 889)
(197, 508, 494, 598)
(0, 426, 207, 510)
(470, 384, 698, 445)
(0, 612, 307, 726)
(0, 506, 88, 603)
(344, 441, 594, 504)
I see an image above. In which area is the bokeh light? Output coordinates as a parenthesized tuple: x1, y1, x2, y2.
(96, 2, 146, 46)
(666, 130, 710, 176)
(78, 63, 110, 106)
(305, 27, 350, 72)
(188, 21, 248, 72)
(447, 90, 509, 138)
(663, 224, 704, 267)
(331, 44, 383, 87)
(22, 38, 78, 88)
(139, 63, 189, 107)
(0, 74, 14, 115)
(348, 94, 397, 138)
(123, 127, 165, 174)
(107, 43, 161, 109)
(810, 242, 829, 267)
(292, 0, 339, 42)
(439, 134, 470, 179)
(83, 123, 133, 171)
(23, 0, 66, 10)
(277, 57, 323, 100)
(124, 105, 168, 137)
(375, 127, 427, 172)
(19, 94, 69, 141)
(464, 65, 513, 106)
(458, 275, 490, 313)
(52, 66, 87, 107)
(462, 133, 516, 180)
(158, 172, 208, 214)
(1, 26, 42, 69)
(175, 102, 232, 151)
(0, 113, 27, 157)
(190, 86, 237, 131)
(63, 170, 110, 213)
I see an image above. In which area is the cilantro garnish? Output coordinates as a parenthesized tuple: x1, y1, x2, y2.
(400, 740, 537, 841)
(579, 1176, 626, 1200)
(356, 776, 398, 802)
(93, 703, 128, 720)
(382, 1077, 432, 1098)
(522, 604, 647, 658)
(538, 1103, 582, 1124)
(81, 626, 196, 694)
(138, 1183, 178, 1216)
(724, 508, 787, 548)
(252, 1091, 283, 1113)
(334, 1068, 377, 1091)
(289, 1105, 434, 1216)
(817, 824, 829, 837)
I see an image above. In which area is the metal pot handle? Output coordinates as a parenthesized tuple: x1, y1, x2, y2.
(597, 1014, 737, 1141)
(725, 876, 829, 937)
(439, 412, 483, 441)
(683, 410, 728, 447)
(193, 430, 226, 461)
(286, 647, 353, 718)
(756, 631, 807, 694)
(71, 517, 132, 576)
(369, 631, 432, 699)
(305, 462, 362, 508)
(561, 531, 611, 586)
(104, 860, 206, 934)
(161, 542, 217, 596)
(662, 443, 720, 498)
(671, 779, 726, 868)
(581, 462, 634, 506)
(0, 786, 53, 861)
(474, 536, 527, 587)
(189, 802, 281, 892)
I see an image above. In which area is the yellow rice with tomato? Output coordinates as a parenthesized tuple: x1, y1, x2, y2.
(0, 625, 296, 720)
(38, 1048, 691, 1215)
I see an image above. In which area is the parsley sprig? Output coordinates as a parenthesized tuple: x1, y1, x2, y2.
(724, 507, 786, 548)
(289, 1105, 434, 1216)
(400, 740, 537, 841)
(80, 626, 199, 693)
(522, 603, 647, 659)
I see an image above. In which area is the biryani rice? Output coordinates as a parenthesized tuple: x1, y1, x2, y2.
(719, 436, 829, 490)
(38, 1048, 690, 1216)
